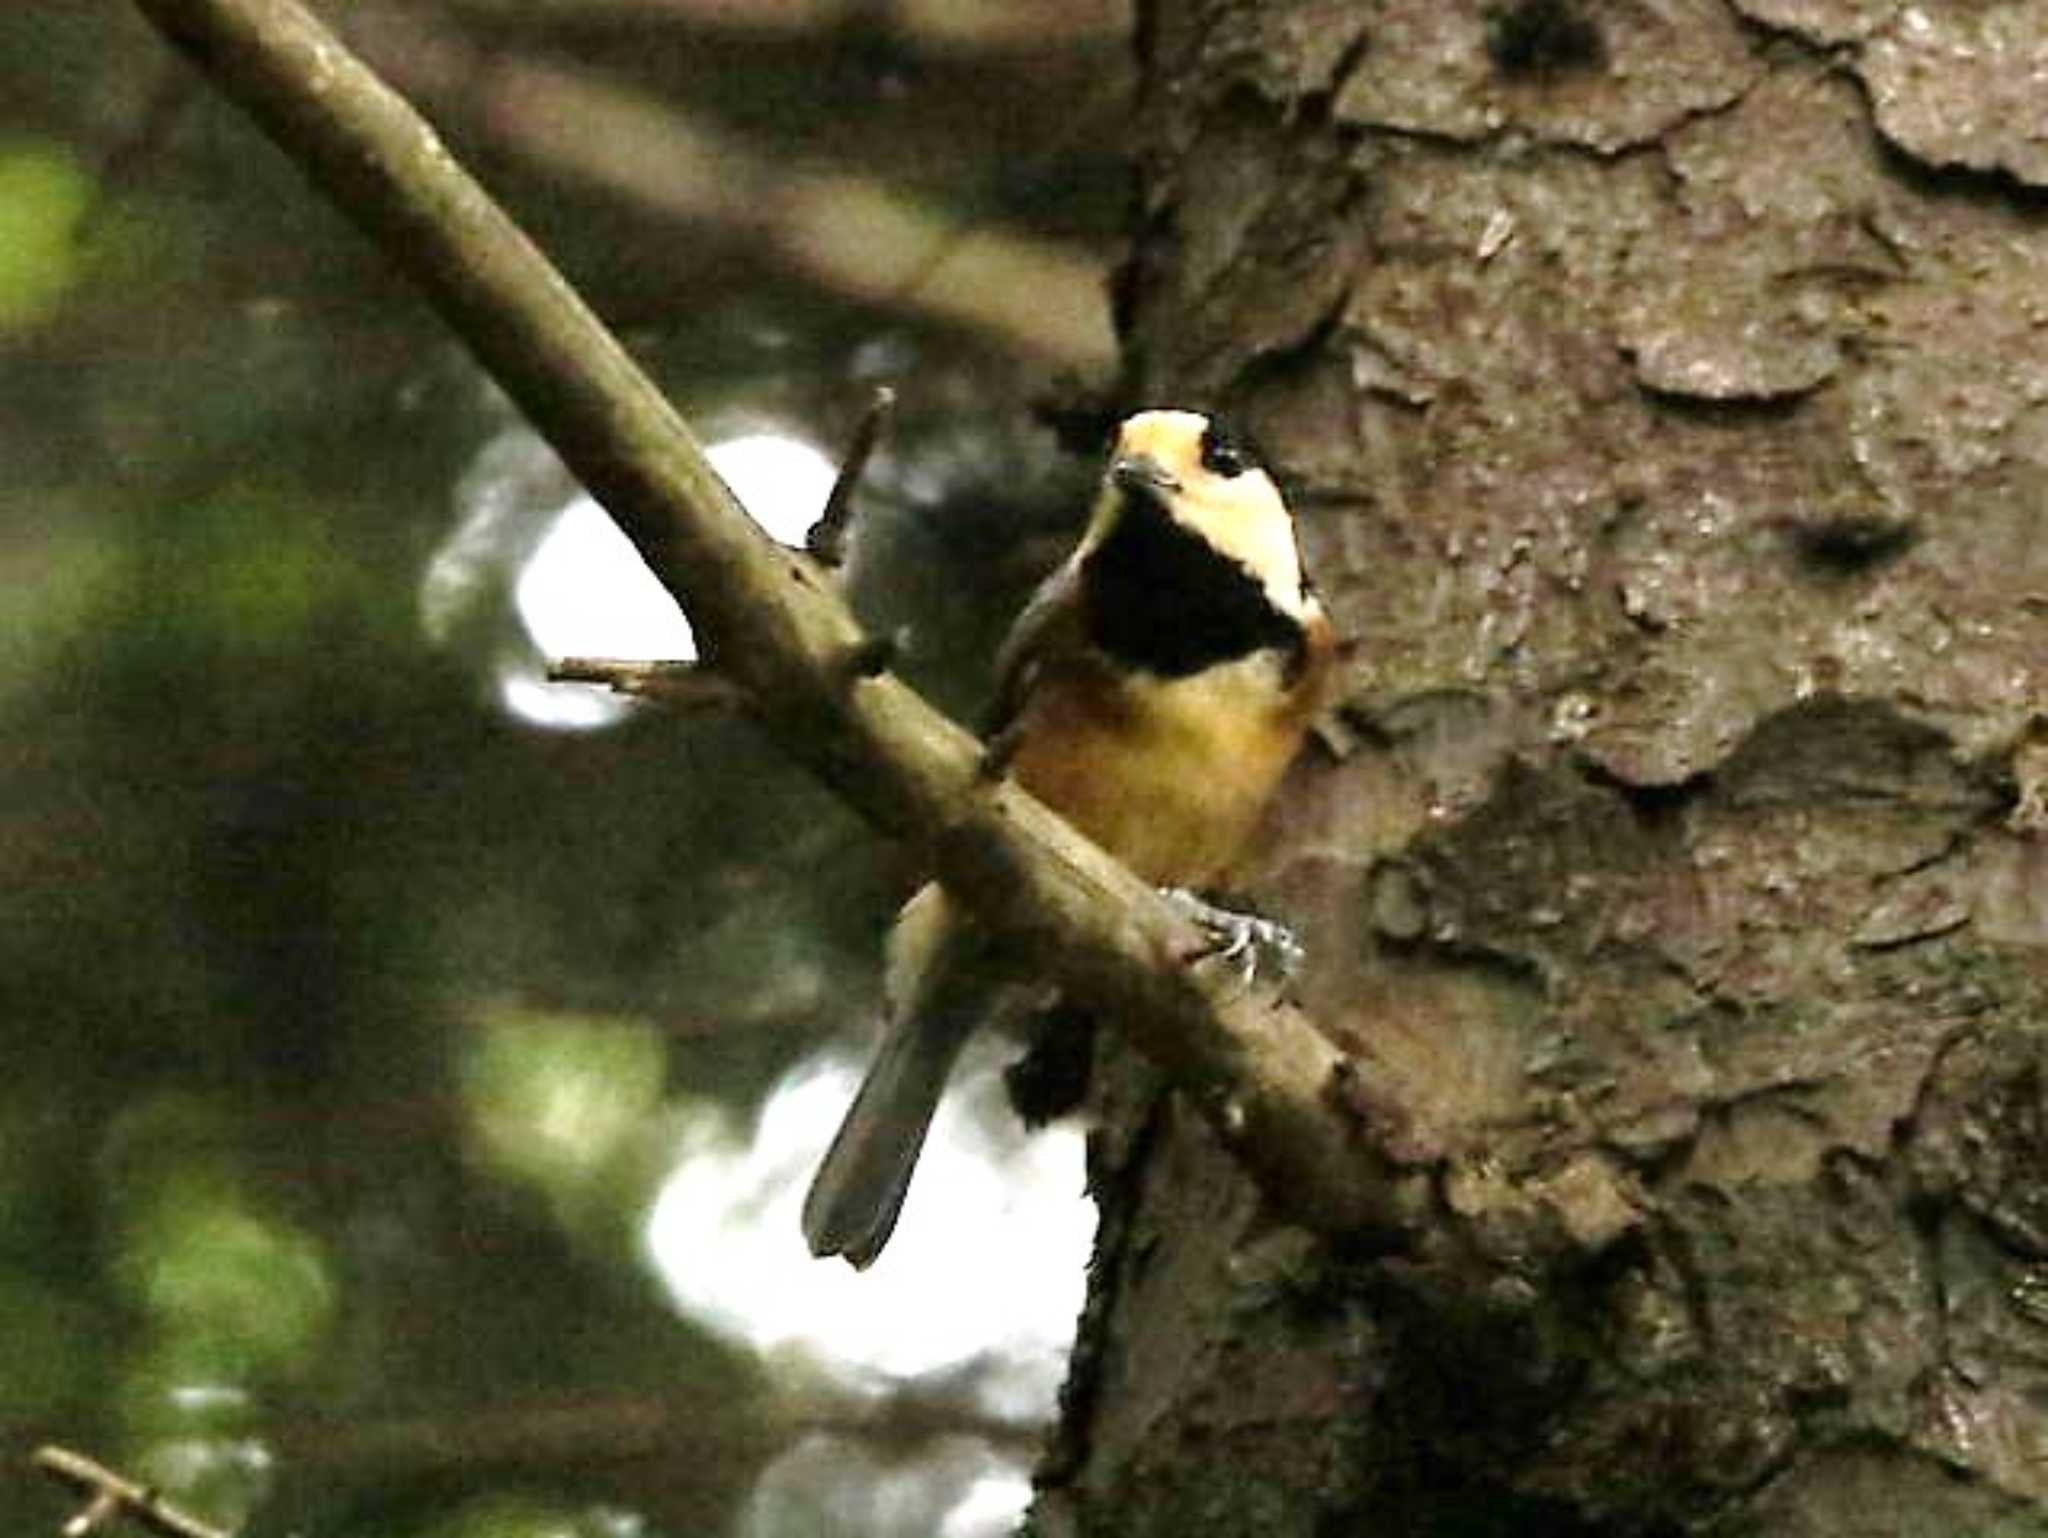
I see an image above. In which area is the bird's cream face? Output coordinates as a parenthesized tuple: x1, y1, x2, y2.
(1081, 410, 1310, 622)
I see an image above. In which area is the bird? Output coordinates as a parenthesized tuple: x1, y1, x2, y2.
(801, 408, 1335, 1268)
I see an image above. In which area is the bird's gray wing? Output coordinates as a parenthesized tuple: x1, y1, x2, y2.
(981, 560, 1087, 738)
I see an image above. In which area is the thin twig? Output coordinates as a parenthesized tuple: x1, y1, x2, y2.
(806, 384, 894, 569)
(31, 1448, 232, 1538)
(548, 656, 751, 710)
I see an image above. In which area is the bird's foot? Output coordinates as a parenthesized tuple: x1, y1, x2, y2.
(1160, 888, 1305, 987)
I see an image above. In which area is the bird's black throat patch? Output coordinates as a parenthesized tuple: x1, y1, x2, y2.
(1080, 485, 1305, 679)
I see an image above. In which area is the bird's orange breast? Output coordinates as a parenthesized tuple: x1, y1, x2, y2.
(1006, 622, 1331, 889)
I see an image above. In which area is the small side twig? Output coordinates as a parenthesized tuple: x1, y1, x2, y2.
(806, 385, 895, 569)
(31, 1447, 231, 1538)
(548, 657, 751, 711)
(978, 720, 1024, 781)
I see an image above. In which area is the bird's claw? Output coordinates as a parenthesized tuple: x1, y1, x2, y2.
(1161, 888, 1305, 987)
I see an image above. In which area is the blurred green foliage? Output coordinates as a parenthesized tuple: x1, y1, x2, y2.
(0, 140, 89, 329)
(461, 1005, 671, 1239)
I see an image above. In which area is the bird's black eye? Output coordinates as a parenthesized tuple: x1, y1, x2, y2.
(1200, 427, 1254, 478)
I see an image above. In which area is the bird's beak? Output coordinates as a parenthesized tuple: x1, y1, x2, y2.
(1110, 454, 1180, 496)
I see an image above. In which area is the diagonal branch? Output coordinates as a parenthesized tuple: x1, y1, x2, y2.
(344, 7, 1116, 371)
(127, 0, 1421, 1244)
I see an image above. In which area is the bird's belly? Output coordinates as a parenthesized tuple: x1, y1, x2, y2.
(1008, 654, 1304, 888)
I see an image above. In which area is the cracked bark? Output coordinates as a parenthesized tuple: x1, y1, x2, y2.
(1037, 1, 2048, 1533)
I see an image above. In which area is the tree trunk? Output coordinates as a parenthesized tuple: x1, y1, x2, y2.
(1037, 2, 2048, 1532)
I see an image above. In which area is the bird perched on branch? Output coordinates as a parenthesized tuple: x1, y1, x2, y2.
(803, 408, 1335, 1267)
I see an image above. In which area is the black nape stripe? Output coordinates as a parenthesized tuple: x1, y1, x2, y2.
(1081, 485, 1304, 679)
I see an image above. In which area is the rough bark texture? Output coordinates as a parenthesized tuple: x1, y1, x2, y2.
(1038, 2, 2048, 1533)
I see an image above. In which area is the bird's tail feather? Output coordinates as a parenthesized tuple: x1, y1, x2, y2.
(804, 888, 1031, 1268)
(800, 998, 979, 1268)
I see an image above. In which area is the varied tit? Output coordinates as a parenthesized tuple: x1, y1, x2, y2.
(802, 408, 1336, 1268)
